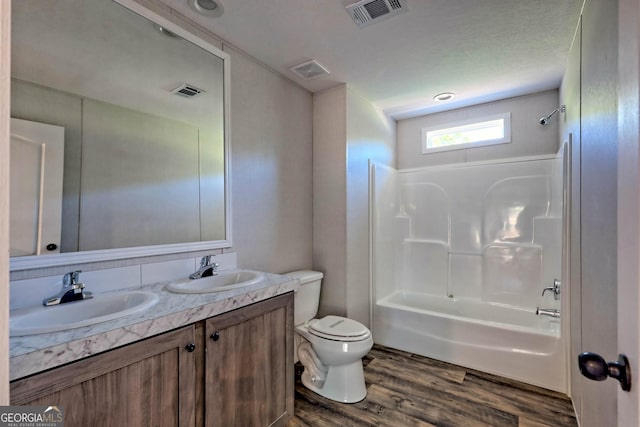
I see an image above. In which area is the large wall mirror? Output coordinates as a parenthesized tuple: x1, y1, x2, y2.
(10, 0, 231, 270)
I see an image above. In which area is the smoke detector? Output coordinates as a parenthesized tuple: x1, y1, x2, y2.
(170, 83, 206, 98)
(289, 60, 331, 80)
(344, 0, 408, 28)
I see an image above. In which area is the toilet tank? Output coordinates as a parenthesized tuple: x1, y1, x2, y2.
(286, 270, 323, 326)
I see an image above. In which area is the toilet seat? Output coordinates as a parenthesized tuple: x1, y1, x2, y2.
(308, 315, 371, 342)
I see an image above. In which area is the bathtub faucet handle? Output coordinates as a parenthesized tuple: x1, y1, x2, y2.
(542, 279, 561, 300)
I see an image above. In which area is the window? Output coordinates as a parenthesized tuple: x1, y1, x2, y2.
(421, 113, 511, 154)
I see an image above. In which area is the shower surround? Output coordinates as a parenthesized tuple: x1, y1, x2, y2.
(370, 153, 566, 392)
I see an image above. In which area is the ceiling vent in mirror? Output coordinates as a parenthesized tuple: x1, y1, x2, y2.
(344, 0, 408, 28)
(170, 83, 206, 98)
(289, 60, 331, 80)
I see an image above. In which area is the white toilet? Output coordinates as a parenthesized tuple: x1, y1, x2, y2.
(287, 270, 373, 403)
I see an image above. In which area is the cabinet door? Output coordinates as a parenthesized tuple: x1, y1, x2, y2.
(205, 293, 294, 427)
(11, 326, 197, 427)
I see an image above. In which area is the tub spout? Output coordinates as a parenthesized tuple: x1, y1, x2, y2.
(536, 307, 560, 318)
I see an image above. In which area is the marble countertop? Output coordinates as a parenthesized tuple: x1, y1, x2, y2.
(10, 270, 298, 381)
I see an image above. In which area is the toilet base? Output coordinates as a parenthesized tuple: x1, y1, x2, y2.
(301, 360, 367, 403)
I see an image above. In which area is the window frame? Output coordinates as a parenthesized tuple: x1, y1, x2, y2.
(421, 112, 512, 154)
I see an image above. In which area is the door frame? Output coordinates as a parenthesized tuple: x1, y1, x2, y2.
(0, 0, 10, 405)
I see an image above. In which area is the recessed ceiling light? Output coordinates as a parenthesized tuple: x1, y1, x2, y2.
(188, 0, 224, 17)
(433, 92, 455, 102)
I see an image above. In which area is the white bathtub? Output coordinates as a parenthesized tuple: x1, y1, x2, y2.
(373, 290, 567, 392)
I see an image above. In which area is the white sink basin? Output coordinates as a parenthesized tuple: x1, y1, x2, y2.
(10, 291, 159, 337)
(167, 270, 263, 294)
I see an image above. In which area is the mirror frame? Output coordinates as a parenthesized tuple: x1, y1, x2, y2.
(10, 0, 232, 271)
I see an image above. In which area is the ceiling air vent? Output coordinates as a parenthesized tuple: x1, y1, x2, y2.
(344, 0, 408, 28)
(170, 83, 205, 98)
(289, 59, 331, 80)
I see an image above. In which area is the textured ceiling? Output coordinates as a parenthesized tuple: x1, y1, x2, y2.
(168, 0, 583, 119)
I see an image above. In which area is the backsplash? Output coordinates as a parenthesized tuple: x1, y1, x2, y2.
(10, 252, 237, 310)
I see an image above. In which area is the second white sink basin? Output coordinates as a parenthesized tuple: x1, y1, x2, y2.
(10, 290, 159, 337)
(167, 270, 263, 294)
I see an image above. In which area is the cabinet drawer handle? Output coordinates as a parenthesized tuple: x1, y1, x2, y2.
(185, 343, 196, 352)
(210, 331, 220, 342)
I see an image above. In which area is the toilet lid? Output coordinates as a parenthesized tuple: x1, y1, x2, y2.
(309, 315, 370, 340)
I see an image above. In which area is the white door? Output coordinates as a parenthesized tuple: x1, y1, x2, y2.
(575, 0, 619, 423)
(617, 109, 640, 425)
(616, 0, 640, 424)
(10, 118, 64, 256)
(576, 0, 639, 424)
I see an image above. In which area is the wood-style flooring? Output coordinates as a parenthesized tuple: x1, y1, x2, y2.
(287, 345, 577, 427)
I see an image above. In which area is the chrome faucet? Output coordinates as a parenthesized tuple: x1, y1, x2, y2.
(542, 279, 561, 301)
(536, 307, 560, 318)
(189, 255, 219, 279)
(43, 270, 93, 306)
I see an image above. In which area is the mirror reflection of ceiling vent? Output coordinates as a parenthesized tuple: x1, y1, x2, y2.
(170, 83, 205, 98)
(289, 60, 331, 80)
(344, 0, 408, 28)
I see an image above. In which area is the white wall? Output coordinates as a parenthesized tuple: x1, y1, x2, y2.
(226, 44, 313, 273)
(313, 85, 395, 324)
(313, 85, 348, 317)
(397, 90, 560, 168)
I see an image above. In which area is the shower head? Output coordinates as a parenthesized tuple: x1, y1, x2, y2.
(539, 106, 566, 126)
(539, 111, 556, 126)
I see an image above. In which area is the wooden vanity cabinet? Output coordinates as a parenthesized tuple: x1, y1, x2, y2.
(204, 292, 294, 427)
(10, 292, 294, 427)
(10, 325, 198, 427)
